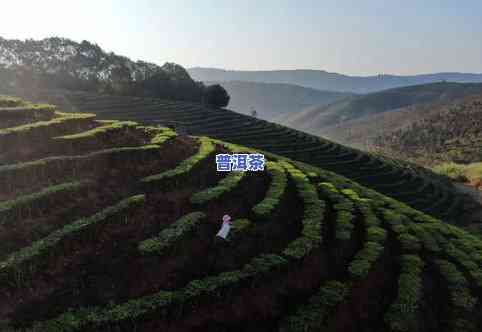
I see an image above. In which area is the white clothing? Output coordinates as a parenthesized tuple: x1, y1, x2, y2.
(216, 221, 231, 239)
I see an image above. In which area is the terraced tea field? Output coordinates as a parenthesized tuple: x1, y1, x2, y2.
(0, 97, 480, 331)
(22, 90, 469, 224)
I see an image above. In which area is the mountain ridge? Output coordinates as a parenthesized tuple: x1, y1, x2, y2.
(189, 67, 482, 93)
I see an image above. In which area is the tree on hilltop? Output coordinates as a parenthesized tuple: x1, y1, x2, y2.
(204, 84, 230, 108)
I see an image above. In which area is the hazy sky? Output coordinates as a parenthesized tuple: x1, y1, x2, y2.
(1, 0, 481, 75)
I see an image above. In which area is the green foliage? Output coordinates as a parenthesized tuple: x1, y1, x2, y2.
(366, 226, 387, 242)
(0, 144, 160, 175)
(335, 210, 355, 240)
(281, 281, 348, 332)
(381, 208, 408, 229)
(348, 242, 384, 279)
(30, 254, 289, 331)
(230, 219, 253, 239)
(0, 103, 56, 119)
(340, 188, 362, 201)
(318, 181, 355, 241)
(138, 212, 205, 255)
(407, 223, 441, 252)
(385, 255, 425, 331)
(252, 161, 287, 218)
(0, 195, 145, 287)
(434, 161, 482, 183)
(0, 180, 91, 225)
(0, 96, 27, 107)
(433, 162, 471, 182)
(190, 171, 245, 205)
(54, 121, 138, 140)
(149, 126, 178, 145)
(398, 233, 421, 252)
(0, 37, 205, 103)
(0, 112, 95, 136)
(282, 162, 325, 259)
(204, 84, 230, 107)
(142, 137, 215, 182)
(435, 259, 477, 311)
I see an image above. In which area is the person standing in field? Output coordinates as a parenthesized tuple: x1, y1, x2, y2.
(216, 214, 232, 240)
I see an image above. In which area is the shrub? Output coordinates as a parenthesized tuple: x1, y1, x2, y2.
(385, 255, 424, 331)
(142, 137, 215, 182)
(0, 112, 95, 136)
(149, 127, 178, 145)
(252, 161, 287, 218)
(281, 162, 325, 259)
(55, 120, 138, 140)
(230, 219, 253, 239)
(0, 195, 145, 288)
(432, 162, 469, 182)
(138, 212, 206, 255)
(281, 281, 348, 331)
(0, 180, 91, 225)
(435, 259, 477, 311)
(348, 242, 384, 279)
(31, 254, 289, 331)
(190, 171, 245, 205)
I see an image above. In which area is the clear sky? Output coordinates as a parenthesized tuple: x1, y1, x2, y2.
(1, 0, 481, 75)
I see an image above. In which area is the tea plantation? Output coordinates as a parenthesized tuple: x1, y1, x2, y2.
(0, 97, 480, 331)
(25, 90, 469, 224)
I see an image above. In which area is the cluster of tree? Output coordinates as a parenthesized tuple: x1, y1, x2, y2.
(374, 97, 482, 164)
(0, 37, 229, 107)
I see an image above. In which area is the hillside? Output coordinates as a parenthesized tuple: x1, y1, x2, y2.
(0, 97, 481, 331)
(0, 37, 205, 102)
(189, 67, 482, 93)
(318, 103, 445, 149)
(204, 81, 351, 121)
(373, 95, 482, 166)
(282, 82, 482, 135)
(9, 89, 477, 225)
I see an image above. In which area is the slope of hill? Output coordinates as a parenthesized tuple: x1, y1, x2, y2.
(282, 82, 482, 135)
(373, 95, 482, 166)
(189, 67, 482, 93)
(319, 102, 454, 149)
(204, 80, 351, 121)
(0, 97, 481, 331)
(12, 89, 477, 225)
(0, 37, 205, 102)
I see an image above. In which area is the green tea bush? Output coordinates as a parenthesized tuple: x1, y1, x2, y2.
(138, 212, 206, 255)
(385, 255, 424, 331)
(142, 137, 215, 183)
(55, 121, 138, 140)
(280, 281, 349, 332)
(435, 259, 477, 311)
(348, 242, 384, 279)
(282, 162, 325, 259)
(30, 254, 289, 332)
(0, 180, 91, 225)
(190, 171, 245, 205)
(0, 195, 145, 288)
(252, 161, 287, 218)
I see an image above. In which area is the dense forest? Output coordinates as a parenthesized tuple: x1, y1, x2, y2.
(0, 37, 228, 105)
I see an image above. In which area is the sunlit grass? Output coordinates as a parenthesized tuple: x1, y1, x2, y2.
(433, 162, 482, 182)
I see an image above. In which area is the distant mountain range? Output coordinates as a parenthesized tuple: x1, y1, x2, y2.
(204, 80, 351, 120)
(188, 67, 482, 94)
